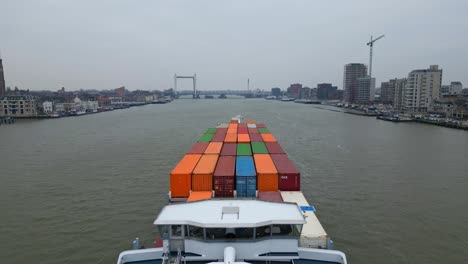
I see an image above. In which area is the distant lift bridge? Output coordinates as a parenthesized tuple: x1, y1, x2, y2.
(174, 74, 197, 98)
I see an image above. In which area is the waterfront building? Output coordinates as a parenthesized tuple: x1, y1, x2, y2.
(55, 102, 76, 112)
(0, 57, 5, 98)
(115, 86, 125, 97)
(450, 81, 463, 95)
(404, 65, 442, 113)
(343, 63, 367, 103)
(287, 83, 302, 98)
(271, 87, 281, 97)
(392, 78, 407, 112)
(381, 78, 407, 107)
(355, 76, 375, 104)
(109, 97, 123, 104)
(81, 100, 99, 111)
(42, 101, 53, 114)
(380, 81, 393, 104)
(300, 87, 312, 99)
(145, 95, 155, 103)
(97, 95, 112, 107)
(0, 95, 37, 117)
(316, 83, 338, 100)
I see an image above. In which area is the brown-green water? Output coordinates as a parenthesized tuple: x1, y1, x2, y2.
(1, 99, 467, 263)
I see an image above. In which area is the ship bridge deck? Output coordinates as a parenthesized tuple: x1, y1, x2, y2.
(154, 199, 305, 228)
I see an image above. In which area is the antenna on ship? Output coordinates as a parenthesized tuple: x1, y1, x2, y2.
(366, 34, 384, 78)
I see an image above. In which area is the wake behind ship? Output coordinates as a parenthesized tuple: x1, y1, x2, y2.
(117, 117, 347, 264)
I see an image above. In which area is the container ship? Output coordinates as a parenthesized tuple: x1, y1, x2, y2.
(117, 116, 347, 264)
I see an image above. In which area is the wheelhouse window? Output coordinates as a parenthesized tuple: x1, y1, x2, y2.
(157, 225, 169, 239)
(171, 225, 183, 237)
(186, 225, 204, 240)
(271, 224, 301, 238)
(205, 228, 254, 240)
(255, 225, 271, 239)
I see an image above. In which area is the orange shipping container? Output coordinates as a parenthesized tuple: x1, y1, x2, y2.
(187, 191, 212, 202)
(224, 133, 237, 143)
(254, 154, 278, 191)
(261, 133, 277, 142)
(237, 134, 250, 143)
(227, 127, 237, 134)
(246, 119, 255, 124)
(192, 155, 219, 191)
(170, 154, 202, 197)
(204, 142, 223, 154)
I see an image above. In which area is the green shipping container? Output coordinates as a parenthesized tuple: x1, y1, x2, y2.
(198, 133, 214, 142)
(251, 142, 269, 154)
(205, 128, 218, 134)
(258, 128, 270, 134)
(237, 143, 252, 156)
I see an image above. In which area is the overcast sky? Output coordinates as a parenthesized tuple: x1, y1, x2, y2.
(1, 0, 467, 91)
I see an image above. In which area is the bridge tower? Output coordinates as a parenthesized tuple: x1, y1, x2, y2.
(174, 74, 197, 98)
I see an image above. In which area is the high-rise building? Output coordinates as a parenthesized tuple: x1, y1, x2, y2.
(404, 65, 442, 112)
(287, 83, 302, 98)
(0, 57, 6, 98)
(380, 81, 393, 104)
(343, 63, 367, 103)
(381, 78, 406, 106)
(317, 83, 338, 100)
(392, 78, 407, 112)
(115, 86, 126, 97)
(355, 76, 375, 104)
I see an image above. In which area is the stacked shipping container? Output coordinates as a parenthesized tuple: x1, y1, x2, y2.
(169, 119, 301, 199)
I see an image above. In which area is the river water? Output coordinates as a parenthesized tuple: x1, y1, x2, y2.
(0, 99, 467, 264)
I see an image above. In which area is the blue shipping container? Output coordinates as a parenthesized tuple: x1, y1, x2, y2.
(236, 156, 256, 176)
(236, 175, 256, 197)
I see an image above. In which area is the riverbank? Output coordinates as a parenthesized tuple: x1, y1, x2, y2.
(1, 101, 169, 120)
(307, 104, 468, 130)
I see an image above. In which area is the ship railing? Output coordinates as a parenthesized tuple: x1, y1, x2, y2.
(174, 248, 182, 264)
(161, 245, 170, 264)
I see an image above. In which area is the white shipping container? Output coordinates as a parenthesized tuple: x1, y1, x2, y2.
(280, 191, 309, 206)
(280, 191, 328, 249)
(216, 123, 229, 128)
(247, 124, 257, 128)
(300, 211, 328, 248)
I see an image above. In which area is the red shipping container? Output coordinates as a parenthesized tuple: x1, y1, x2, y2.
(188, 142, 209, 154)
(258, 191, 283, 202)
(238, 127, 248, 134)
(212, 132, 226, 142)
(248, 128, 259, 134)
(265, 142, 285, 154)
(249, 134, 263, 142)
(220, 143, 237, 156)
(256, 123, 266, 128)
(213, 156, 236, 197)
(216, 128, 228, 134)
(238, 123, 247, 128)
(215, 190, 233, 197)
(271, 154, 300, 191)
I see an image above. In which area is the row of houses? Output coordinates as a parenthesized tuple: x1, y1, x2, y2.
(0, 92, 165, 117)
